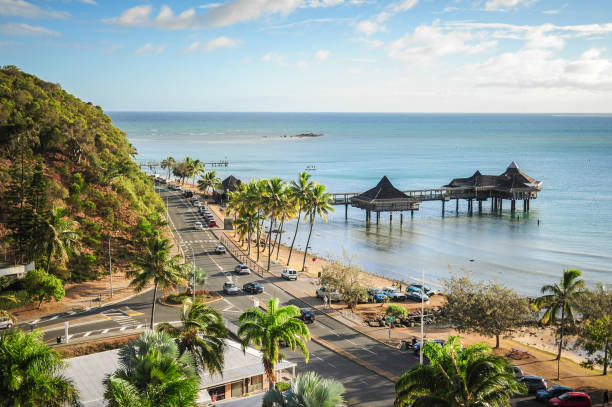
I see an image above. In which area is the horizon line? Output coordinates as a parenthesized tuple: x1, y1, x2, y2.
(106, 111, 612, 115)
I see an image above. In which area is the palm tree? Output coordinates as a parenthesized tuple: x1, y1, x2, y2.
(287, 172, 312, 266)
(128, 236, 188, 329)
(263, 371, 345, 407)
(104, 330, 199, 407)
(0, 329, 80, 406)
(301, 184, 334, 272)
(157, 300, 227, 375)
(189, 159, 204, 187)
(238, 297, 310, 387)
(160, 157, 176, 180)
(263, 178, 286, 271)
(45, 205, 80, 271)
(535, 268, 585, 379)
(274, 189, 296, 261)
(394, 336, 525, 407)
(197, 170, 220, 198)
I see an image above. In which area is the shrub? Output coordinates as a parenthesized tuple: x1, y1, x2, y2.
(276, 382, 290, 392)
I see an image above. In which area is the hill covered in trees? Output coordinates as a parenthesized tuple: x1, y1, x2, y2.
(0, 66, 163, 285)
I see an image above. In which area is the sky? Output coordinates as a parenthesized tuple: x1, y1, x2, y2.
(1, 0, 612, 112)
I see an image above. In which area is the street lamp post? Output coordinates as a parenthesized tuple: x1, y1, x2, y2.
(108, 234, 113, 299)
(190, 245, 196, 302)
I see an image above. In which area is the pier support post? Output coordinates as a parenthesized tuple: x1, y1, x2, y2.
(442, 200, 445, 217)
(376, 211, 380, 224)
(523, 200, 527, 212)
(511, 200, 516, 212)
(390, 212, 392, 223)
(366, 210, 370, 223)
(400, 213, 403, 225)
(345, 203, 348, 219)
(491, 198, 495, 212)
(411, 210, 414, 218)
(499, 199, 503, 212)
(528, 200, 530, 211)
(456, 199, 459, 214)
(478, 200, 483, 214)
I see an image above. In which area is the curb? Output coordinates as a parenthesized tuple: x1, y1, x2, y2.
(310, 333, 399, 383)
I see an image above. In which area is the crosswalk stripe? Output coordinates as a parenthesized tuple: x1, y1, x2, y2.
(83, 331, 91, 337)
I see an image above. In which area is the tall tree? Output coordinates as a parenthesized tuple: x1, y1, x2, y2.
(104, 330, 199, 407)
(188, 158, 204, 187)
(238, 297, 310, 387)
(286, 172, 312, 266)
(160, 157, 176, 180)
(535, 269, 585, 378)
(320, 258, 367, 312)
(23, 268, 65, 309)
(274, 189, 296, 261)
(45, 205, 80, 271)
(197, 170, 220, 198)
(157, 300, 227, 375)
(128, 236, 188, 329)
(263, 371, 345, 407)
(577, 284, 612, 375)
(263, 178, 286, 271)
(443, 275, 530, 348)
(302, 184, 334, 272)
(394, 336, 525, 407)
(0, 329, 80, 407)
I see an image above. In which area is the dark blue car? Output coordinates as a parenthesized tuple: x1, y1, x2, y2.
(535, 385, 573, 403)
(243, 282, 264, 294)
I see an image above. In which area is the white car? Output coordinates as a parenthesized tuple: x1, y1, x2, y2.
(316, 286, 341, 302)
(223, 282, 239, 295)
(281, 268, 298, 280)
(215, 245, 226, 254)
(382, 287, 407, 301)
(234, 264, 251, 275)
(194, 221, 204, 230)
(0, 315, 13, 330)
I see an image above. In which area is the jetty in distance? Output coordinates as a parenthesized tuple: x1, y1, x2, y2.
(330, 161, 542, 223)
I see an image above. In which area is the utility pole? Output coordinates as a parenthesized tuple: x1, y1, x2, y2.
(108, 234, 113, 298)
(420, 267, 425, 365)
(190, 245, 196, 302)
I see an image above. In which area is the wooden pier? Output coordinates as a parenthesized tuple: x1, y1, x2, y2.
(137, 159, 229, 169)
(330, 162, 542, 224)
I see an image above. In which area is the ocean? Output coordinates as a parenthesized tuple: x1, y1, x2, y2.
(109, 112, 612, 295)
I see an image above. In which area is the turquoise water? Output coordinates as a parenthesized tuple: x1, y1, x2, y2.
(109, 112, 612, 295)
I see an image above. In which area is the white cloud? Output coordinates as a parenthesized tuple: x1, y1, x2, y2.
(79, 0, 97, 5)
(185, 36, 241, 52)
(296, 60, 308, 68)
(306, 0, 344, 7)
(0, 0, 68, 19)
(203, 0, 301, 27)
(314, 49, 331, 60)
(261, 52, 285, 65)
(135, 43, 166, 55)
(0, 22, 60, 37)
(525, 25, 564, 50)
(355, 0, 418, 36)
(198, 3, 223, 9)
(389, 24, 497, 62)
(471, 48, 612, 91)
(484, 0, 536, 11)
(105, 5, 152, 27)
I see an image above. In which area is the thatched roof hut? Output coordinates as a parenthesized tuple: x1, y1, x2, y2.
(351, 176, 418, 212)
(221, 175, 242, 193)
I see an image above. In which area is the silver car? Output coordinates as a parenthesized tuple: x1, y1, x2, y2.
(223, 282, 239, 295)
(0, 315, 14, 330)
(234, 264, 251, 275)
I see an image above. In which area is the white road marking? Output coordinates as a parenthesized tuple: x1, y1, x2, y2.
(83, 331, 91, 337)
(345, 338, 358, 345)
(319, 322, 340, 336)
(31, 319, 40, 324)
(362, 347, 377, 355)
(120, 327, 127, 331)
(136, 324, 143, 329)
(327, 362, 337, 368)
(311, 353, 324, 362)
(67, 334, 73, 340)
(102, 329, 109, 334)
(49, 315, 58, 321)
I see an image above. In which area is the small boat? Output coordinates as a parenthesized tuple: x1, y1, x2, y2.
(305, 165, 317, 171)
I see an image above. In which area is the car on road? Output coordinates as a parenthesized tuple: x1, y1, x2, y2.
(194, 221, 204, 230)
(281, 268, 298, 280)
(215, 245, 226, 254)
(412, 339, 445, 355)
(535, 385, 573, 403)
(192, 200, 201, 207)
(512, 365, 524, 379)
(183, 190, 193, 198)
(519, 375, 547, 393)
(234, 264, 251, 275)
(208, 220, 217, 227)
(382, 287, 407, 301)
(0, 315, 13, 330)
(223, 282, 239, 295)
(548, 392, 591, 407)
(316, 286, 341, 302)
(295, 308, 315, 324)
(410, 283, 437, 296)
(243, 282, 264, 294)
(406, 286, 429, 302)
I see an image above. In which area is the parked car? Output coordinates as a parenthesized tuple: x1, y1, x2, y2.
(512, 365, 524, 379)
(194, 221, 204, 230)
(316, 286, 341, 302)
(208, 220, 217, 227)
(215, 245, 226, 254)
(406, 286, 429, 302)
(535, 385, 573, 403)
(183, 190, 193, 198)
(243, 282, 264, 294)
(367, 288, 388, 303)
(223, 282, 239, 295)
(548, 392, 591, 407)
(296, 308, 315, 324)
(0, 315, 13, 330)
(519, 375, 547, 393)
(410, 283, 437, 296)
(281, 268, 298, 280)
(382, 287, 407, 301)
(192, 200, 201, 207)
(412, 339, 445, 355)
(234, 264, 251, 275)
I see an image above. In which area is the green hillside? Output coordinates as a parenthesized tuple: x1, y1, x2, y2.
(0, 65, 163, 285)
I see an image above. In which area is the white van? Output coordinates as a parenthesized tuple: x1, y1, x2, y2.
(281, 268, 298, 280)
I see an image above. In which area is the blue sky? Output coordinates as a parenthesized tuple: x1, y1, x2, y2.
(1, 0, 612, 112)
